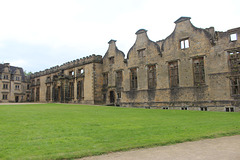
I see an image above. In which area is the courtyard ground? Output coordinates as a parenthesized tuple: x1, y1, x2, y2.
(79, 135, 240, 160)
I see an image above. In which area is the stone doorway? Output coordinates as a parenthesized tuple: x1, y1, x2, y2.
(110, 91, 115, 104)
(15, 96, 19, 102)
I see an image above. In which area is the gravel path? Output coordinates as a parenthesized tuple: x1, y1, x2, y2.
(79, 135, 240, 160)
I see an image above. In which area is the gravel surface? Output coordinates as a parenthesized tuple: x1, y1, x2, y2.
(79, 135, 240, 160)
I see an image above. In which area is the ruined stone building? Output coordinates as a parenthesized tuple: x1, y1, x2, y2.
(28, 17, 240, 111)
(0, 63, 30, 102)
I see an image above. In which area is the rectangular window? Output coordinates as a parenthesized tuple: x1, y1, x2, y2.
(3, 75, 8, 80)
(229, 52, 240, 74)
(109, 57, 114, 64)
(117, 92, 121, 99)
(230, 77, 240, 96)
(36, 79, 40, 85)
(77, 80, 84, 100)
(46, 86, 51, 101)
(78, 68, 84, 75)
(3, 84, 8, 89)
(148, 65, 156, 89)
(162, 107, 169, 110)
(230, 33, 237, 41)
(69, 82, 74, 100)
(103, 73, 108, 86)
(69, 71, 74, 76)
(130, 68, 138, 89)
(181, 107, 188, 110)
(226, 107, 234, 112)
(180, 39, 189, 49)
(168, 61, 179, 87)
(200, 107, 208, 111)
(2, 94, 8, 100)
(15, 85, 20, 90)
(15, 76, 20, 81)
(116, 71, 123, 87)
(36, 87, 40, 102)
(193, 57, 205, 86)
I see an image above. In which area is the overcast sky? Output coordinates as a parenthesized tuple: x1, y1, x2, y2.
(0, 0, 239, 73)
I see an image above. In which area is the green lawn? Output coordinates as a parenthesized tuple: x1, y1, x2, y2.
(0, 104, 239, 160)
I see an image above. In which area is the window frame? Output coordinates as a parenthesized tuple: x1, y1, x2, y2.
(130, 68, 138, 90)
(230, 33, 237, 42)
(193, 56, 205, 86)
(180, 38, 189, 49)
(148, 65, 157, 89)
(168, 61, 179, 87)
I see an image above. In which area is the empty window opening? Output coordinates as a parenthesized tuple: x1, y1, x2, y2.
(46, 86, 51, 101)
(109, 57, 114, 64)
(230, 77, 240, 96)
(103, 94, 107, 103)
(200, 107, 208, 111)
(16, 76, 20, 81)
(78, 68, 84, 74)
(15, 85, 20, 90)
(180, 39, 189, 49)
(230, 33, 237, 41)
(181, 107, 188, 110)
(3, 75, 8, 80)
(117, 92, 121, 99)
(148, 65, 156, 89)
(225, 107, 234, 112)
(130, 68, 138, 89)
(116, 71, 123, 87)
(168, 61, 179, 87)
(193, 57, 205, 86)
(2, 94, 8, 100)
(69, 71, 74, 76)
(3, 84, 8, 89)
(103, 73, 108, 86)
(77, 80, 84, 100)
(162, 107, 169, 110)
(137, 48, 146, 57)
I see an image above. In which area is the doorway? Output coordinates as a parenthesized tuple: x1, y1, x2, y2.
(15, 96, 19, 102)
(110, 91, 115, 104)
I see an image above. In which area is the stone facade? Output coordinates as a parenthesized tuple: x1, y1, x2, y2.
(28, 17, 240, 112)
(0, 63, 30, 102)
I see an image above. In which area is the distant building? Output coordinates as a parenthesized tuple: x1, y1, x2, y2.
(0, 63, 30, 102)
(17, 17, 240, 111)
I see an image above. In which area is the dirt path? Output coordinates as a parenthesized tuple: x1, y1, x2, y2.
(79, 135, 240, 160)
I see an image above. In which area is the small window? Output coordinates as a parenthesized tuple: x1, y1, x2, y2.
(15, 76, 20, 81)
(103, 73, 108, 86)
(69, 71, 74, 76)
(200, 107, 208, 111)
(230, 33, 237, 41)
(130, 68, 138, 90)
(15, 85, 20, 90)
(3, 75, 8, 80)
(181, 107, 188, 110)
(162, 107, 169, 110)
(117, 92, 121, 99)
(27, 84, 30, 90)
(3, 84, 8, 89)
(226, 107, 234, 112)
(2, 94, 8, 100)
(168, 61, 179, 87)
(109, 57, 114, 64)
(180, 39, 189, 49)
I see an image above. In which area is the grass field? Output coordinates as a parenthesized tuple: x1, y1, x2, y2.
(0, 103, 240, 160)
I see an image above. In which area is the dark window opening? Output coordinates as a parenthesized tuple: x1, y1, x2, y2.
(148, 65, 156, 89)
(116, 71, 122, 87)
(181, 107, 188, 110)
(130, 68, 138, 89)
(117, 92, 121, 99)
(2, 94, 8, 100)
(77, 80, 84, 100)
(226, 107, 234, 112)
(169, 61, 179, 87)
(109, 57, 114, 64)
(46, 86, 51, 101)
(193, 57, 205, 86)
(3, 84, 8, 89)
(103, 73, 108, 86)
(162, 107, 169, 110)
(200, 107, 208, 111)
